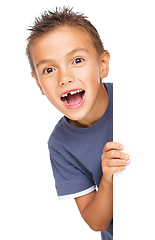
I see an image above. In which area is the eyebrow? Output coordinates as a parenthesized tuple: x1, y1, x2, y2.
(36, 59, 54, 68)
(36, 48, 88, 68)
(66, 48, 88, 56)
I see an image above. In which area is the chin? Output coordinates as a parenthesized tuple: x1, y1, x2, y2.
(65, 108, 89, 122)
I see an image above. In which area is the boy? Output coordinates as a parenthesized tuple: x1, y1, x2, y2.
(26, 7, 130, 240)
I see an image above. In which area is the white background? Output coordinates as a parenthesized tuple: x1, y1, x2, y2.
(0, 0, 154, 239)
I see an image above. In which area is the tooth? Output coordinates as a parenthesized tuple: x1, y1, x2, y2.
(63, 89, 84, 97)
(70, 90, 82, 95)
(62, 93, 67, 97)
(71, 91, 76, 95)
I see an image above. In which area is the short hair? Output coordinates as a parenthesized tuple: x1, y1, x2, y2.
(26, 6, 104, 74)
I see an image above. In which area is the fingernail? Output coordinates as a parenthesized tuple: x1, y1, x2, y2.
(123, 166, 126, 170)
(120, 145, 124, 149)
(126, 160, 130, 164)
(125, 154, 129, 159)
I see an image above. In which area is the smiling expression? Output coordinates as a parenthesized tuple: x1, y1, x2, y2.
(30, 27, 109, 126)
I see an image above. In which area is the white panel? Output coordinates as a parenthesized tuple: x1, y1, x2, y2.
(113, 1, 155, 239)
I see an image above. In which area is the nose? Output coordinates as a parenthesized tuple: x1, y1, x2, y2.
(58, 71, 75, 86)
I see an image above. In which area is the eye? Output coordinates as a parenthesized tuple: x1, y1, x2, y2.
(72, 58, 84, 65)
(43, 67, 55, 74)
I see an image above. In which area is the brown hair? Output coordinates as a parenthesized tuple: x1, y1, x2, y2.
(26, 6, 104, 74)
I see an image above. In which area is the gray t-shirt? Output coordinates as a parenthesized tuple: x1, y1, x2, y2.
(48, 82, 113, 239)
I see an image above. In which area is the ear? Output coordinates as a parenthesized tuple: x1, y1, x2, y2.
(100, 50, 110, 78)
(31, 72, 45, 95)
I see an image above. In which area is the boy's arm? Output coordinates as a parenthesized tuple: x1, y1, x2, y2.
(75, 142, 130, 232)
(75, 178, 113, 231)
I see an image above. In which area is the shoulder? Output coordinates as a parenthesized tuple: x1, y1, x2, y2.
(103, 82, 113, 99)
(104, 82, 113, 90)
(48, 116, 76, 151)
(48, 116, 66, 145)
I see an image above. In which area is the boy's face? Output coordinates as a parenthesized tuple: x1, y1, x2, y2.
(31, 27, 109, 123)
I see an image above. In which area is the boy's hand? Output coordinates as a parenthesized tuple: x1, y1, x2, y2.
(101, 142, 131, 184)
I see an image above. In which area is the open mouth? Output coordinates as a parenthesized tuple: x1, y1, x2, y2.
(61, 89, 85, 107)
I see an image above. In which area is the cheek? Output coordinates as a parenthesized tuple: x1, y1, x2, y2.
(75, 63, 100, 84)
(85, 67, 101, 89)
(39, 78, 58, 102)
(87, 60, 100, 79)
(39, 77, 55, 93)
(86, 66, 101, 96)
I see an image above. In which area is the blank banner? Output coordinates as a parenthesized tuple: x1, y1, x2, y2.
(113, 2, 155, 239)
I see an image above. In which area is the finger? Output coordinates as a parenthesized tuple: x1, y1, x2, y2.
(104, 165, 126, 174)
(103, 142, 124, 153)
(107, 150, 129, 160)
(105, 158, 131, 167)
